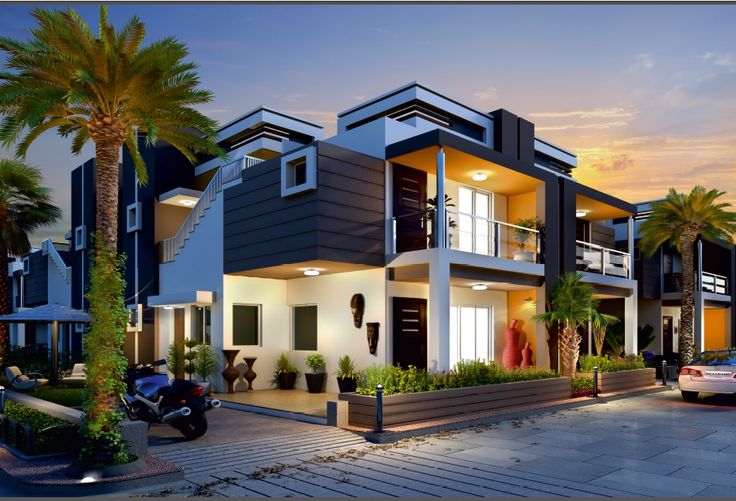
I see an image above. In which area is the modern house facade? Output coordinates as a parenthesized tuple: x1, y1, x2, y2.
(143, 82, 639, 393)
(613, 201, 736, 358)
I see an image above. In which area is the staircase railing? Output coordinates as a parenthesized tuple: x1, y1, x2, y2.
(41, 239, 71, 284)
(161, 155, 263, 263)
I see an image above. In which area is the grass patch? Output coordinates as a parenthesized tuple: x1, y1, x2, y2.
(579, 354, 646, 373)
(29, 387, 85, 408)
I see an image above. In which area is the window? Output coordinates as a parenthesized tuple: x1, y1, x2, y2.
(293, 305, 318, 350)
(126, 202, 142, 233)
(449, 306, 492, 368)
(280, 146, 316, 197)
(457, 186, 493, 255)
(74, 225, 86, 250)
(192, 306, 211, 345)
(22, 257, 29, 275)
(233, 304, 260, 346)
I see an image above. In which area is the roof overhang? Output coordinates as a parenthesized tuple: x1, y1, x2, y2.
(148, 290, 215, 308)
(158, 187, 203, 208)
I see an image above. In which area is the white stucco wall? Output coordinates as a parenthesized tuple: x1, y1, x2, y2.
(46, 256, 71, 306)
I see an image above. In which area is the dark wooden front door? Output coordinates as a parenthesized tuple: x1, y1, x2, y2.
(393, 297, 427, 370)
(663, 316, 673, 355)
(393, 164, 427, 252)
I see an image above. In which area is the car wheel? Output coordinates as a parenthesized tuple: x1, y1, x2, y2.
(681, 391, 698, 402)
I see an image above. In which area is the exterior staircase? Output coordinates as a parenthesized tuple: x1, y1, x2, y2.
(41, 239, 71, 284)
(160, 155, 263, 263)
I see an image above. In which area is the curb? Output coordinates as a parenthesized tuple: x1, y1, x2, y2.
(356, 385, 672, 444)
(220, 400, 327, 425)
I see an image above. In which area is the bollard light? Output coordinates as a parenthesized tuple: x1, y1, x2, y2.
(376, 384, 383, 433)
(0, 385, 4, 414)
(661, 360, 668, 386)
(593, 366, 599, 398)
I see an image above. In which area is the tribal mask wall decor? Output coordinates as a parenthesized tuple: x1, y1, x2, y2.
(367, 322, 379, 355)
(350, 293, 365, 328)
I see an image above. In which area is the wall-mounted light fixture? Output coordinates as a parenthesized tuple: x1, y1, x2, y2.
(303, 268, 320, 276)
(576, 210, 588, 218)
(471, 283, 488, 291)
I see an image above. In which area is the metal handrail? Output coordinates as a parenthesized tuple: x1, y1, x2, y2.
(576, 240, 631, 278)
(447, 210, 540, 234)
(576, 239, 630, 256)
(161, 155, 262, 264)
(701, 270, 728, 294)
(41, 239, 70, 284)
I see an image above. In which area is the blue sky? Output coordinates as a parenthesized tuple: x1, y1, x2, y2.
(1, 3, 736, 242)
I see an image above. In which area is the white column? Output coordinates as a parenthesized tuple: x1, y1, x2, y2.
(625, 289, 638, 354)
(435, 147, 446, 249)
(627, 216, 635, 279)
(428, 251, 450, 372)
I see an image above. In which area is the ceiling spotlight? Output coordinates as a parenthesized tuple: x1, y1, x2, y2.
(576, 210, 588, 218)
(180, 199, 195, 207)
(303, 269, 320, 276)
(471, 283, 488, 291)
(163, 305, 174, 310)
(472, 172, 488, 182)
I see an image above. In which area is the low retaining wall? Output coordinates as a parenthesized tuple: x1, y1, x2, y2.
(338, 377, 571, 428)
(581, 368, 656, 394)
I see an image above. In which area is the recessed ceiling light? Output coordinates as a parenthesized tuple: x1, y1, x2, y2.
(471, 283, 488, 291)
(576, 210, 588, 218)
(180, 199, 195, 207)
(303, 269, 320, 276)
(472, 172, 488, 182)
(163, 305, 174, 310)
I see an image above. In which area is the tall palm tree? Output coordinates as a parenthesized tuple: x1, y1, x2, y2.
(639, 186, 736, 365)
(0, 159, 61, 364)
(535, 272, 598, 378)
(0, 6, 222, 466)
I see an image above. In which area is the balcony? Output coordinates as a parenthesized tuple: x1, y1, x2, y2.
(392, 210, 541, 262)
(576, 240, 631, 279)
(664, 271, 729, 295)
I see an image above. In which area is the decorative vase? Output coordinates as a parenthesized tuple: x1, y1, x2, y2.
(243, 357, 257, 391)
(520, 341, 533, 368)
(502, 319, 522, 369)
(221, 349, 240, 394)
(336, 377, 357, 393)
(305, 373, 326, 393)
(277, 372, 297, 390)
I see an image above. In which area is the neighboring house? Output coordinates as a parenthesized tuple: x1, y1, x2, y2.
(613, 201, 736, 358)
(140, 82, 639, 392)
(7, 239, 75, 354)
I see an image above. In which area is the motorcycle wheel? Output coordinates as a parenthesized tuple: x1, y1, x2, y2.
(176, 413, 208, 439)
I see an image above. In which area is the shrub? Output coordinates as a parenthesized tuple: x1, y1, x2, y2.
(335, 355, 358, 380)
(305, 353, 326, 373)
(194, 344, 217, 382)
(356, 360, 559, 396)
(579, 354, 646, 373)
(274, 353, 298, 375)
(2, 400, 80, 454)
(166, 341, 186, 376)
(571, 375, 594, 392)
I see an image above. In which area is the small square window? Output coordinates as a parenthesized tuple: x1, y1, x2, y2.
(74, 225, 86, 250)
(127, 202, 142, 233)
(281, 146, 316, 198)
(22, 257, 29, 275)
(233, 304, 261, 346)
(293, 304, 318, 351)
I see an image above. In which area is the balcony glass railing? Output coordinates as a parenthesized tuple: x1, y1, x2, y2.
(576, 240, 631, 278)
(701, 271, 728, 295)
(391, 210, 541, 263)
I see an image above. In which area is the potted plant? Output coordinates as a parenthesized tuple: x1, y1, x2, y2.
(335, 354, 358, 393)
(194, 344, 217, 395)
(183, 338, 199, 381)
(304, 353, 327, 393)
(426, 195, 457, 248)
(274, 353, 299, 390)
(513, 217, 543, 262)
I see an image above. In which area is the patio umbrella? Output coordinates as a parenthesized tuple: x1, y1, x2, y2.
(0, 303, 90, 382)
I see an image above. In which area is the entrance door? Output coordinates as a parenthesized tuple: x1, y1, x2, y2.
(393, 297, 427, 370)
(457, 186, 492, 255)
(393, 165, 427, 252)
(663, 316, 673, 355)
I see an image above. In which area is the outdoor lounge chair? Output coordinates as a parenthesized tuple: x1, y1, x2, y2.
(4, 366, 48, 392)
(61, 363, 86, 387)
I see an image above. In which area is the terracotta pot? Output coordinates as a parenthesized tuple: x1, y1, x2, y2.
(520, 341, 533, 368)
(243, 357, 257, 391)
(277, 372, 297, 390)
(502, 319, 522, 369)
(305, 373, 326, 393)
(221, 349, 240, 394)
(337, 377, 357, 393)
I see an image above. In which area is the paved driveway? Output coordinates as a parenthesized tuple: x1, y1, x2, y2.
(129, 388, 736, 497)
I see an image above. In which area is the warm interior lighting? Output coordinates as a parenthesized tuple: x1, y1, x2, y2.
(576, 210, 588, 218)
(303, 269, 320, 276)
(180, 199, 195, 207)
(524, 296, 533, 302)
(472, 172, 488, 182)
(163, 305, 174, 310)
(471, 283, 488, 291)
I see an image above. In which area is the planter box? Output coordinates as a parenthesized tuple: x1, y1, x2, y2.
(338, 377, 570, 428)
(581, 368, 656, 394)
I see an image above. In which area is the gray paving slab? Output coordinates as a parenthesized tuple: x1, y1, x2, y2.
(589, 468, 709, 497)
(585, 454, 683, 475)
(636, 423, 719, 441)
(576, 436, 674, 460)
(504, 455, 618, 483)
(693, 484, 736, 497)
(448, 444, 540, 467)
(516, 443, 603, 461)
(669, 467, 736, 487)
(648, 435, 734, 452)
(647, 447, 736, 473)
(279, 466, 393, 497)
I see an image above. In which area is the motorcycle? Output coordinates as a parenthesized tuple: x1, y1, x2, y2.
(120, 359, 221, 439)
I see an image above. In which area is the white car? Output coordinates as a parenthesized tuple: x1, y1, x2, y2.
(679, 350, 736, 401)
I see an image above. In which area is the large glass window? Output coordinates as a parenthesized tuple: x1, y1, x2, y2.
(192, 306, 211, 345)
(233, 304, 260, 346)
(457, 186, 493, 255)
(293, 305, 318, 350)
(449, 306, 491, 368)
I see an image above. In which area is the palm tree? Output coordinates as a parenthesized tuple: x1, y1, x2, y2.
(639, 186, 736, 365)
(591, 310, 619, 356)
(535, 272, 598, 378)
(0, 159, 61, 364)
(0, 7, 222, 466)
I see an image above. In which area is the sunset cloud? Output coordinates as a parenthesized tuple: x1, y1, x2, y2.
(473, 86, 498, 102)
(530, 107, 637, 120)
(629, 53, 655, 72)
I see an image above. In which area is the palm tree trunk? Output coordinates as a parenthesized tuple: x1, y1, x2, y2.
(94, 140, 121, 247)
(0, 250, 9, 364)
(679, 234, 696, 365)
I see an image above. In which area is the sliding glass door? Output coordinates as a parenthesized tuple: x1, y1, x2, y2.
(457, 186, 493, 255)
(449, 306, 492, 368)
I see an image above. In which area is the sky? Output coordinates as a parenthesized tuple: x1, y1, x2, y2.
(1, 3, 735, 244)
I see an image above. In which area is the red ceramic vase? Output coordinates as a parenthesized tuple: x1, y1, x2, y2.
(520, 341, 533, 368)
(502, 319, 522, 369)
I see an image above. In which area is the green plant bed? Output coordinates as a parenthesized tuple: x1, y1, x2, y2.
(29, 387, 85, 408)
(356, 360, 559, 396)
(579, 354, 646, 373)
(1, 400, 80, 455)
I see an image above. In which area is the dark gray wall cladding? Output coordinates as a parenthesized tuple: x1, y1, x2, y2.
(24, 250, 48, 306)
(224, 141, 385, 274)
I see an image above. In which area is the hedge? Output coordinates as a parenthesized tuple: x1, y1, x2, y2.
(1, 400, 80, 455)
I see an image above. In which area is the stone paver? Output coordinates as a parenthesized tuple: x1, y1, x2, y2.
(128, 388, 736, 497)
